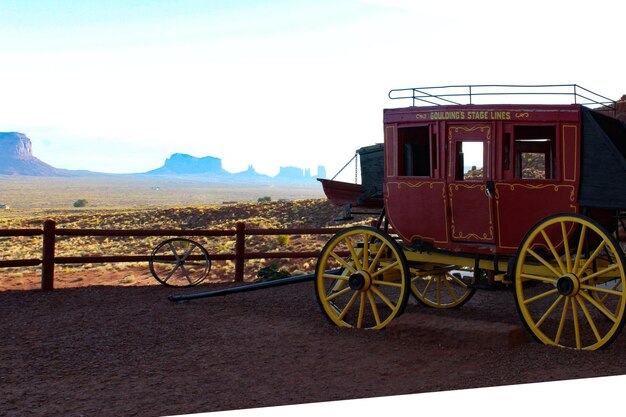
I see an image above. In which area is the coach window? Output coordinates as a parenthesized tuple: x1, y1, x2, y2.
(514, 126, 556, 179)
(455, 141, 484, 181)
(398, 126, 432, 176)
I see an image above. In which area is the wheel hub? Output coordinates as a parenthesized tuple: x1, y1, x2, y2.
(348, 271, 372, 291)
(556, 273, 580, 296)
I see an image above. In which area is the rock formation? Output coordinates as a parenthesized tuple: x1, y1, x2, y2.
(146, 153, 227, 175)
(0, 132, 68, 176)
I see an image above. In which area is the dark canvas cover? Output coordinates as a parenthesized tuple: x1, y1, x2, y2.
(579, 107, 626, 208)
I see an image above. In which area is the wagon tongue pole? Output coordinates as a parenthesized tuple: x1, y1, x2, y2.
(167, 269, 341, 302)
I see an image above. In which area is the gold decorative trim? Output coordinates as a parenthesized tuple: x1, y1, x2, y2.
(385, 125, 395, 177)
(448, 183, 494, 242)
(447, 125, 492, 179)
(515, 112, 530, 118)
(385, 181, 449, 244)
(494, 183, 577, 250)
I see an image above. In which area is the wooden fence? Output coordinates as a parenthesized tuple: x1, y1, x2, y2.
(0, 220, 344, 290)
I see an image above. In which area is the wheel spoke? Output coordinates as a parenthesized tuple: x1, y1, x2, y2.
(442, 276, 459, 302)
(323, 273, 349, 281)
(581, 283, 623, 297)
(167, 242, 182, 261)
(372, 279, 403, 288)
(356, 292, 366, 329)
(520, 273, 558, 285)
(329, 269, 351, 293)
(576, 296, 602, 343)
(571, 298, 581, 350)
(561, 222, 572, 272)
(362, 234, 370, 270)
(540, 229, 566, 274)
(420, 275, 435, 296)
(448, 272, 469, 288)
(324, 287, 352, 302)
(371, 261, 399, 279)
(370, 286, 397, 311)
(554, 297, 569, 345)
(573, 225, 587, 275)
(579, 264, 620, 284)
(344, 238, 362, 270)
(527, 249, 562, 278)
(436, 275, 442, 305)
(330, 251, 357, 274)
(367, 291, 381, 326)
(536, 294, 565, 329)
(179, 264, 193, 285)
(577, 241, 607, 278)
(179, 245, 196, 262)
(368, 242, 388, 272)
(337, 291, 359, 321)
(524, 288, 558, 305)
(579, 291, 617, 323)
(162, 262, 181, 283)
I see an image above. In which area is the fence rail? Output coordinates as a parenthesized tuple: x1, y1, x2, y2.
(0, 220, 345, 290)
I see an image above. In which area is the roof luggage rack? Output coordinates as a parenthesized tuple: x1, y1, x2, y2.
(388, 84, 617, 114)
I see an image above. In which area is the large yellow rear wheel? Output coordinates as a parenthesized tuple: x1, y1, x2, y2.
(315, 226, 410, 329)
(514, 213, 626, 350)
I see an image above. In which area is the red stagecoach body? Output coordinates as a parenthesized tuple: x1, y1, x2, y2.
(322, 85, 626, 258)
(384, 103, 583, 256)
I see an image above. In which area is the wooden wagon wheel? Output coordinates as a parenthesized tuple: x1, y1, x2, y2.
(149, 238, 211, 287)
(314, 226, 410, 329)
(514, 213, 626, 350)
(410, 265, 475, 308)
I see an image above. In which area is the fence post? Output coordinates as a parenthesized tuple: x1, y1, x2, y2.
(41, 219, 56, 291)
(235, 222, 245, 282)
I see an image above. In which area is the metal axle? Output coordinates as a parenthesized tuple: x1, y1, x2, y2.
(168, 269, 341, 302)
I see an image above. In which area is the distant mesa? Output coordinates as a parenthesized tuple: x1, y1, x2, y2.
(145, 153, 227, 175)
(233, 164, 270, 179)
(0, 132, 73, 176)
(275, 165, 326, 180)
(144, 153, 326, 182)
(0, 132, 326, 183)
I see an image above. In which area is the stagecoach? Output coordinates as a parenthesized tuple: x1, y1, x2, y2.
(316, 84, 626, 350)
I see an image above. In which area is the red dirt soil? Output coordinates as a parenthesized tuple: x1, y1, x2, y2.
(2, 269, 626, 416)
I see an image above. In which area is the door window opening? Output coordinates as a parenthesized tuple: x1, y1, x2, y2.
(456, 141, 484, 180)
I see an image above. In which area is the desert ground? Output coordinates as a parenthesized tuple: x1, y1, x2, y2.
(3, 277, 626, 416)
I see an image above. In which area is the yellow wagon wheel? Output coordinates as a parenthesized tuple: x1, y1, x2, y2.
(315, 226, 410, 329)
(514, 213, 626, 350)
(410, 266, 475, 308)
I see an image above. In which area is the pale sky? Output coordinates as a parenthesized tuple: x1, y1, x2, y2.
(1, 0, 624, 177)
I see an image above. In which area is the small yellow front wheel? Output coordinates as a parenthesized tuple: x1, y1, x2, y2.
(514, 213, 626, 350)
(410, 266, 475, 309)
(315, 226, 410, 329)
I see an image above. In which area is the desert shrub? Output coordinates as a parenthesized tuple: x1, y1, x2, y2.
(73, 199, 89, 208)
(255, 263, 290, 282)
(275, 234, 290, 246)
(257, 196, 272, 203)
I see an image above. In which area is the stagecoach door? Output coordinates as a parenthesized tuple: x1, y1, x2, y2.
(447, 124, 495, 244)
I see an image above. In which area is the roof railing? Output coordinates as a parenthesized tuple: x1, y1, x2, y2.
(388, 84, 617, 113)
